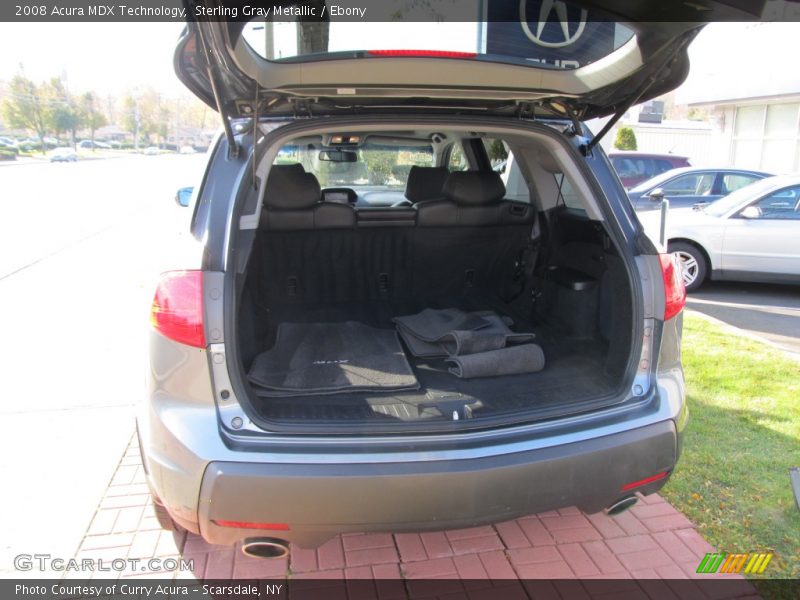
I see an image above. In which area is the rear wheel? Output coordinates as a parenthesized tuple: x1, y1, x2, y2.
(151, 496, 180, 531)
(668, 241, 707, 292)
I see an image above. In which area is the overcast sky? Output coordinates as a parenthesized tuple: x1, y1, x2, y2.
(0, 21, 798, 102)
(0, 22, 188, 97)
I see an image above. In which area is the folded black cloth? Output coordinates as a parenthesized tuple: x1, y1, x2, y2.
(394, 308, 534, 358)
(446, 344, 546, 379)
(393, 308, 491, 342)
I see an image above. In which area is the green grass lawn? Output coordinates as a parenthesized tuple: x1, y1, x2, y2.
(661, 313, 800, 580)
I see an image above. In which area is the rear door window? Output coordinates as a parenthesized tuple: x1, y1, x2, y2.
(612, 157, 677, 181)
(661, 173, 715, 196)
(721, 173, 761, 194)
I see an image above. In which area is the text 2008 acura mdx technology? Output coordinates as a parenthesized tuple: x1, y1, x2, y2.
(137, 1, 755, 559)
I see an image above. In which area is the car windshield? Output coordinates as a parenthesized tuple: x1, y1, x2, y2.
(276, 143, 434, 190)
(703, 177, 779, 217)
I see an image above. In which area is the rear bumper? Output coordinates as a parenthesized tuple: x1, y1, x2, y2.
(198, 420, 677, 547)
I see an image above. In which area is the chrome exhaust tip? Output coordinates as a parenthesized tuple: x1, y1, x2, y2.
(241, 537, 290, 559)
(605, 495, 639, 517)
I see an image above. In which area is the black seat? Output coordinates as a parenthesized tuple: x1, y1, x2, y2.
(261, 164, 355, 230)
(399, 166, 451, 206)
(412, 171, 536, 298)
(416, 170, 534, 226)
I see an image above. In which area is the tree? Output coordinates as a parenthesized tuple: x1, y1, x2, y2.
(362, 148, 398, 185)
(1, 75, 47, 151)
(614, 126, 637, 151)
(120, 93, 140, 148)
(43, 78, 81, 145)
(488, 139, 508, 162)
(80, 92, 108, 145)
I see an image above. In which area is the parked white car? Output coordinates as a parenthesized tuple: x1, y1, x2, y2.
(49, 147, 78, 163)
(652, 175, 800, 291)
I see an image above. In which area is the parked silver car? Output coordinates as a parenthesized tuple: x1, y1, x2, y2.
(661, 175, 800, 291)
(133, 2, 786, 559)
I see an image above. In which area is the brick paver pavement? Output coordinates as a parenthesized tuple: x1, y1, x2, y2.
(70, 435, 761, 599)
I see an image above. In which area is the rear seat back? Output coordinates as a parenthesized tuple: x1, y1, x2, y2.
(413, 171, 536, 297)
(260, 164, 355, 231)
(404, 166, 450, 204)
(416, 171, 534, 227)
(254, 168, 537, 305)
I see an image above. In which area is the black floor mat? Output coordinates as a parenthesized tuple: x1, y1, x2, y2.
(247, 321, 419, 397)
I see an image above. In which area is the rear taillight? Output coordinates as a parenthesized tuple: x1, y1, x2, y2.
(150, 270, 205, 348)
(659, 254, 686, 321)
(367, 49, 477, 58)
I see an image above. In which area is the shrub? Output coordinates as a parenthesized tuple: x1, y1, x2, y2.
(614, 127, 638, 151)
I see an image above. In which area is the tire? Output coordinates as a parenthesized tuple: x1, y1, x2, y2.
(668, 241, 707, 292)
(151, 496, 181, 531)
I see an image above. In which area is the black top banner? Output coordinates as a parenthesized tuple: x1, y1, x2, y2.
(2, 0, 800, 23)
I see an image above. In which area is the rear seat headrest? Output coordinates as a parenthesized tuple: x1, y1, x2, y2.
(405, 166, 450, 203)
(264, 164, 321, 209)
(443, 171, 506, 206)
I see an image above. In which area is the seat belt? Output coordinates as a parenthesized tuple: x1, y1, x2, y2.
(504, 216, 541, 302)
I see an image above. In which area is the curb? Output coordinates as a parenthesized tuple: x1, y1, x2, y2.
(685, 308, 800, 363)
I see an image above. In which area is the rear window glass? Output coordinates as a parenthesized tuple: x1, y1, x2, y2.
(242, 5, 634, 70)
(277, 143, 434, 189)
(611, 157, 676, 181)
(554, 174, 585, 212)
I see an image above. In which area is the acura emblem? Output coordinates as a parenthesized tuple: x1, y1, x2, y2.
(520, 0, 587, 48)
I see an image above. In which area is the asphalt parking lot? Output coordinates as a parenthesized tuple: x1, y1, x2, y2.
(687, 281, 800, 356)
(0, 153, 205, 575)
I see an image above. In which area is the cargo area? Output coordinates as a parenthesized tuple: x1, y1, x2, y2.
(233, 144, 637, 432)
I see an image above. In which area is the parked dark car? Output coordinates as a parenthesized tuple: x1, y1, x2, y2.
(609, 151, 691, 189)
(77, 140, 111, 150)
(627, 167, 772, 211)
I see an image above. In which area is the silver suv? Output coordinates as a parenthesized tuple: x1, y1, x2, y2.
(138, 2, 716, 559)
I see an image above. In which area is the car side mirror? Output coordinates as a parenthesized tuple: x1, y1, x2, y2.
(739, 206, 760, 219)
(175, 186, 193, 207)
(648, 187, 665, 202)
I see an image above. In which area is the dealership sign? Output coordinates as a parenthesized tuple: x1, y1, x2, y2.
(486, 0, 628, 69)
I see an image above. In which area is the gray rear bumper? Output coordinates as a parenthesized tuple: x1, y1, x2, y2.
(197, 420, 677, 547)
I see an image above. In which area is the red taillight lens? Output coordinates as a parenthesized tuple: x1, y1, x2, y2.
(659, 254, 686, 321)
(150, 270, 205, 348)
(367, 49, 477, 58)
(212, 520, 290, 531)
